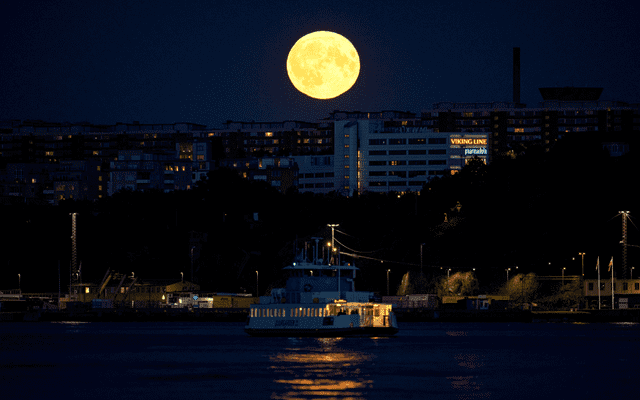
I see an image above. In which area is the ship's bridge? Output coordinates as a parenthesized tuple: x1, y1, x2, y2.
(283, 261, 358, 293)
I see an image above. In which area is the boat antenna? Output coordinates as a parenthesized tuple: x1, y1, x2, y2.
(328, 224, 339, 265)
(311, 237, 322, 264)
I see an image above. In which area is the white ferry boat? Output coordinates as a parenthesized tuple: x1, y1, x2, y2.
(245, 241, 399, 337)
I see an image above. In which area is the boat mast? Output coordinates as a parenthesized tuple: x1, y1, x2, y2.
(328, 224, 340, 297)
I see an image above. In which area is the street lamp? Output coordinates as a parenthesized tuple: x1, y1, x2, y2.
(506, 268, 511, 282)
(256, 271, 259, 297)
(386, 269, 390, 296)
(420, 243, 425, 276)
(190, 246, 195, 283)
(632, 267, 635, 280)
(578, 252, 585, 278)
(562, 267, 566, 285)
(180, 272, 183, 283)
(18, 273, 21, 293)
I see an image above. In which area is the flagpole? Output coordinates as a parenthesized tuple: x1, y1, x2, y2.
(611, 257, 615, 310)
(597, 257, 601, 310)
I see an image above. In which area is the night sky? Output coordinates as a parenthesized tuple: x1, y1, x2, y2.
(2, 0, 638, 128)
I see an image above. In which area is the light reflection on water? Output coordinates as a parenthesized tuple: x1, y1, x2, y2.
(269, 337, 374, 399)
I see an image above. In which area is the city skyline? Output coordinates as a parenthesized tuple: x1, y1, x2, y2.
(2, 0, 638, 128)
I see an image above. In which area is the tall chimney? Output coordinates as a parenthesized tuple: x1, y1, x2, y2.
(513, 47, 520, 103)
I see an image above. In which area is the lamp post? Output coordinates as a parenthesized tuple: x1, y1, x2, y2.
(562, 267, 566, 285)
(506, 268, 511, 282)
(578, 252, 585, 278)
(18, 273, 21, 293)
(256, 271, 259, 297)
(420, 243, 425, 276)
(180, 272, 183, 283)
(386, 269, 390, 296)
(190, 246, 195, 283)
(632, 267, 635, 280)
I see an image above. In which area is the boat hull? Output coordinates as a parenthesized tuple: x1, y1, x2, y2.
(244, 326, 399, 337)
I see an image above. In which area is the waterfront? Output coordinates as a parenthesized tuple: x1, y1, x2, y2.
(2, 321, 639, 399)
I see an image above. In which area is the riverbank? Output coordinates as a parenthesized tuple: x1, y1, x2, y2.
(2, 307, 640, 323)
(393, 308, 640, 323)
(0, 307, 249, 322)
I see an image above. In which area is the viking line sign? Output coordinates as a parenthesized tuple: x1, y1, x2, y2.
(450, 138, 488, 146)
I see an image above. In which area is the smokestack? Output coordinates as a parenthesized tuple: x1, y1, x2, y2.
(513, 47, 520, 103)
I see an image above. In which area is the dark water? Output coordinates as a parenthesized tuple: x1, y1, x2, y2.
(2, 321, 639, 399)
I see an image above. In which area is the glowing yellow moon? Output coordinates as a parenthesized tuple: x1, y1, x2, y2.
(287, 31, 360, 99)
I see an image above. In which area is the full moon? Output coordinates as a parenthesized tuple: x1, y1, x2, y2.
(286, 31, 360, 99)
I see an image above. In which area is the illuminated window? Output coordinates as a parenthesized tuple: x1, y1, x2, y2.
(45, 151, 54, 156)
(97, 166, 101, 171)
(85, 287, 90, 293)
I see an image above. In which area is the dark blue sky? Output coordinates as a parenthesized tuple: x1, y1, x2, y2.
(2, 0, 638, 128)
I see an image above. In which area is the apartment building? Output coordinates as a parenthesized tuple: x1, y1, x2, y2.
(333, 119, 489, 196)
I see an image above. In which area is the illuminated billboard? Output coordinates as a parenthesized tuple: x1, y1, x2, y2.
(449, 134, 489, 171)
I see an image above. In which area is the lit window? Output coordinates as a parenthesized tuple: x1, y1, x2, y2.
(85, 287, 90, 293)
